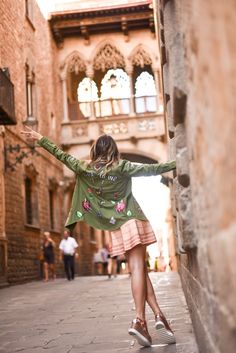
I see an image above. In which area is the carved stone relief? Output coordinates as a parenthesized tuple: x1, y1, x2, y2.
(93, 44, 125, 72)
(67, 54, 86, 74)
(99, 122, 128, 135)
(131, 47, 152, 68)
(71, 124, 88, 137)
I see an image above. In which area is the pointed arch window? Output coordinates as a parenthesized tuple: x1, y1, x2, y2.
(77, 78, 98, 118)
(135, 71, 157, 113)
(99, 69, 130, 117)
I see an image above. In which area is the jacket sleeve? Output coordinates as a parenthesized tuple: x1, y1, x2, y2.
(37, 137, 81, 173)
(120, 159, 176, 177)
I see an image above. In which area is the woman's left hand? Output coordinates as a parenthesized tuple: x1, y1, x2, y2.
(21, 126, 43, 142)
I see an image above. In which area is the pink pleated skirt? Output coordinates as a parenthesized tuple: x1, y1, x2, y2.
(110, 219, 157, 257)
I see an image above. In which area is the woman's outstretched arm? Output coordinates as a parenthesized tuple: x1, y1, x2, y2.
(120, 159, 176, 177)
(21, 126, 81, 173)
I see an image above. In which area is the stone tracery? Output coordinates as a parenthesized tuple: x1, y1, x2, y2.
(67, 53, 86, 74)
(130, 46, 153, 68)
(93, 44, 125, 72)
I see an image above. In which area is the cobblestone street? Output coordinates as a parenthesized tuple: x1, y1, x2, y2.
(0, 272, 198, 353)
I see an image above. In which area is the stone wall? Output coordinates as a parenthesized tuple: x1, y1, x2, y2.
(0, 0, 64, 283)
(156, 1, 236, 352)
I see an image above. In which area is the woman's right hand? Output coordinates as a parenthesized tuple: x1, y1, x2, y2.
(20, 126, 43, 142)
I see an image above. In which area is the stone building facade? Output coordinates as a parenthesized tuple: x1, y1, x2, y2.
(0, 0, 64, 284)
(155, 1, 236, 352)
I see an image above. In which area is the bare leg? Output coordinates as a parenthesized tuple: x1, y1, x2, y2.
(112, 258, 117, 277)
(146, 271, 161, 315)
(145, 262, 175, 343)
(50, 264, 56, 280)
(107, 258, 112, 278)
(44, 262, 49, 282)
(126, 244, 147, 320)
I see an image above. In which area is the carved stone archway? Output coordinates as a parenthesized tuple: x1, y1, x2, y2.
(129, 46, 153, 68)
(93, 43, 126, 72)
(66, 53, 87, 75)
(128, 45, 161, 111)
(60, 51, 88, 122)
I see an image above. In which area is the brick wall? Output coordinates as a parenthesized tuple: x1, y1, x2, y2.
(156, 1, 236, 352)
(0, 0, 64, 283)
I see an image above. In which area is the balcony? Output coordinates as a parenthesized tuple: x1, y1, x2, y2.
(61, 111, 165, 146)
(68, 96, 158, 120)
(0, 68, 16, 125)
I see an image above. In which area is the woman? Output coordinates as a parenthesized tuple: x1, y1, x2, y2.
(42, 231, 56, 281)
(21, 126, 176, 347)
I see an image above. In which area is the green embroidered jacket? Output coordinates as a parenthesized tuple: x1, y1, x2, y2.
(38, 137, 176, 231)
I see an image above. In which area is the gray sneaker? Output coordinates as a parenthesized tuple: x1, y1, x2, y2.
(155, 313, 176, 344)
(128, 318, 152, 347)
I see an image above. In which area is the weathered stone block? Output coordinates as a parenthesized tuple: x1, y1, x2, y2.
(175, 213, 186, 254)
(175, 123, 187, 151)
(173, 87, 187, 126)
(161, 45, 167, 65)
(166, 99, 175, 138)
(176, 146, 190, 187)
(174, 180, 197, 250)
(168, 135, 176, 160)
(206, 225, 236, 322)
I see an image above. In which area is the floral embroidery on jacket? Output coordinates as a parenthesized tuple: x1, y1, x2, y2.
(76, 211, 83, 218)
(96, 211, 103, 218)
(115, 200, 126, 212)
(95, 187, 103, 195)
(110, 217, 116, 224)
(82, 199, 92, 212)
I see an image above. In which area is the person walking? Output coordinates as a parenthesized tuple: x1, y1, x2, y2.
(59, 230, 79, 281)
(106, 243, 118, 279)
(93, 247, 104, 275)
(100, 245, 109, 275)
(21, 126, 176, 347)
(42, 231, 56, 281)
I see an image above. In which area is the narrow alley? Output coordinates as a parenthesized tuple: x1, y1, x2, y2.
(0, 273, 198, 353)
(1, 1, 236, 353)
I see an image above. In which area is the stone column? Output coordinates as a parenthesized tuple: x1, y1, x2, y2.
(153, 67, 163, 112)
(60, 72, 69, 123)
(86, 66, 96, 120)
(126, 65, 135, 117)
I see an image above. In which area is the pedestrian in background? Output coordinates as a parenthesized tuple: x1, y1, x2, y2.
(100, 245, 109, 274)
(93, 247, 103, 275)
(43, 231, 56, 282)
(59, 230, 79, 281)
(21, 126, 176, 347)
(106, 243, 118, 279)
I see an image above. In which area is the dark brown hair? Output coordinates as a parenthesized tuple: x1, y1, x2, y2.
(90, 134, 120, 169)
